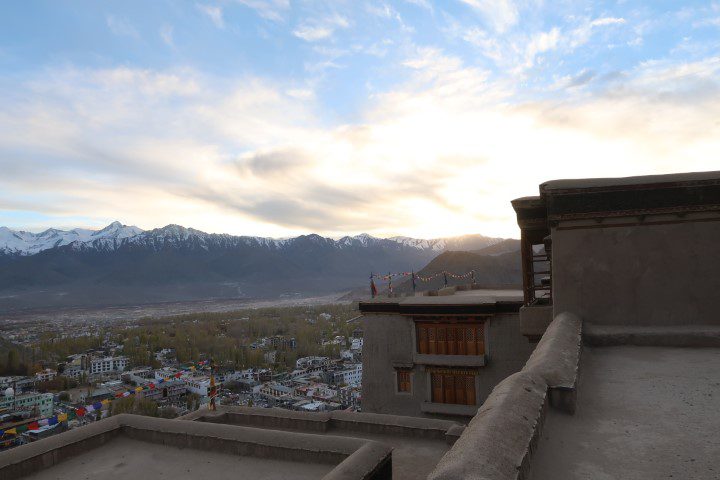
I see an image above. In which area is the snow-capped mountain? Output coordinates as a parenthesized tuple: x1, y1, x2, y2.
(0, 222, 502, 257)
(0, 221, 142, 256)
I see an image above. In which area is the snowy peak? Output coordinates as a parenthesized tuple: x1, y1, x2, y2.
(0, 222, 506, 257)
(0, 221, 145, 255)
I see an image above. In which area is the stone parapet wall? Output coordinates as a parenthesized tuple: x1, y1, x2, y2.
(0, 414, 393, 480)
(428, 312, 583, 480)
(185, 406, 464, 443)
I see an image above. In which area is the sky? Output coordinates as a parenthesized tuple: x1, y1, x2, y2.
(1, 1, 719, 239)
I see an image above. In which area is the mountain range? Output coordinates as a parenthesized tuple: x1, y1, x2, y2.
(0, 222, 517, 313)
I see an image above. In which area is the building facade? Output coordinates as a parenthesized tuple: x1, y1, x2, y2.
(359, 289, 536, 418)
(0, 392, 54, 417)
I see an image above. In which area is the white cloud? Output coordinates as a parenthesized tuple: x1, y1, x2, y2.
(160, 24, 174, 47)
(293, 14, 349, 42)
(569, 17, 626, 48)
(236, 0, 290, 22)
(459, 0, 519, 33)
(197, 4, 225, 29)
(106, 15, 140, 39)
(404, 0, 433, 11)
(1, 50, 720, 238)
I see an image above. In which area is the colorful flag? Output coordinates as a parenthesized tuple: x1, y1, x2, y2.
(57, 413, 68, 422)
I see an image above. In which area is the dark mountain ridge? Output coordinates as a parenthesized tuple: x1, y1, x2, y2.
(0, 223, 515, 313)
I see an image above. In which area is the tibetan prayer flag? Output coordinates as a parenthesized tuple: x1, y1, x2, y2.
(58, 413, 68, 422)
(28, 422, 39, 430)
(135, 386, 143, 392)
(5, 428, 16, 435)
(17, 425, 28, 433)
(85, 405, 95, 412)
(101, 399, 110, 405)
(76, 407, 86, 417)
(115, 392, 123, 398)
(68, 411, 77, 420)
(39, 419, 49, 426)
(174, 372, 182, 378)
(122, 391, 130, 397)
(0, 430, 4, 436)
(149, 383, 155, 389)
(48, 417, 58, 426)
(93, 402, 103, 410)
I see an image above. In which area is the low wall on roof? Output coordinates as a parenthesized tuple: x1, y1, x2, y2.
(428, 312, 582, 480)
(183, 406, 464, 444)
(0, 414, 393, 480)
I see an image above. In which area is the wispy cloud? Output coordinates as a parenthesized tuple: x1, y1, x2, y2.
(293, 14, 350, 42)
(236, 0, 290, 22)
(459, 0, 519, 33)
(160, 24, 174, 47)
(197, 4, 225, 29)
(106, 15, 140, 39)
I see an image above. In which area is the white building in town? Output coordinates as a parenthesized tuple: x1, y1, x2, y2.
(332, 364, 362, 387)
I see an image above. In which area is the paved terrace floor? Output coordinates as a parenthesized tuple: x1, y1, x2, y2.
(200, 423, 450, 480)
(530, 346, 720, 480)
(27, 436, 333, 480)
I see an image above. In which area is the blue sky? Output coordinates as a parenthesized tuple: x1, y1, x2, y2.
(1, 1, 720, 238)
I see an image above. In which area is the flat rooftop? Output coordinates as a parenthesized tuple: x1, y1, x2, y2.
(26, 436, 332, 480)
(530, 346, 720, 480)
(186, 408, 461, 480)
(359, 287, 523, 315)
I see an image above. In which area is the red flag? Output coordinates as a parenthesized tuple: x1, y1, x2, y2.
(28, 422, 39, 430)
(149, 383, 156, 389)
(76, 407, 86, 417)
(174, 372, 182, 378)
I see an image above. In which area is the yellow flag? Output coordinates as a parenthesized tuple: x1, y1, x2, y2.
(135, 386, 143, 392)
(58, 413, 68, 422)
(101, 399, 110, 405)
(5, 428, 17, 435)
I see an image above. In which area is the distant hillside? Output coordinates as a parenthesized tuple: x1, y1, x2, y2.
(393, 250, 522, 294)
(0, 222, 512, 312)
(473, 239, 521, 256)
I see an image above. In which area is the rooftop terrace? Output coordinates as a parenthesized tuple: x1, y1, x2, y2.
(530, 345, 720, 480)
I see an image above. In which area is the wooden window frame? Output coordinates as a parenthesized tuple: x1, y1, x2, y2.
(428, 368, 477, 406)
(395, 369, 412, 394)
(416, 318, 485, 356)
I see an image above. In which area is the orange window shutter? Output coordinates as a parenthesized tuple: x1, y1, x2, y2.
(447, 326, 456, 355)
(444, 374, 456, 404)
(432, 373, 443, 403)
(454, 375, 466, 405)
(418, 325, 428, 354)
(457, 327, 466, 355)
(437, 326, 447, 355)
(428, 326, 437, 355)
(465, 376, 476, 405)
(466, 327, 477, 356)
(477, 326, 485, 355)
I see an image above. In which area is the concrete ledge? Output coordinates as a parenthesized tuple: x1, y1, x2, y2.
(428, 371, 548, 480)
(187, 406, 462, 441)
(583, 324, 720, 348)
(413, 353, 486, 367)
(438, 286, 458, 296)
(420, 402, 479, 417)
(523, 312, 582, 413)
(0, 414, 394, 480)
